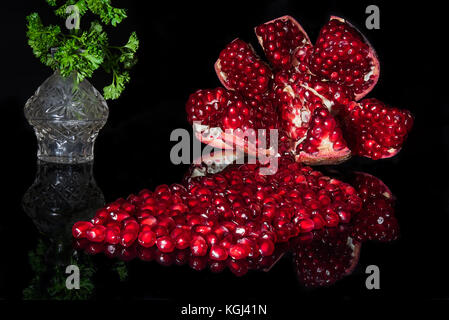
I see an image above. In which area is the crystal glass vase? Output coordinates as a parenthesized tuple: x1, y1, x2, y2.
(24, 71, 109, 163)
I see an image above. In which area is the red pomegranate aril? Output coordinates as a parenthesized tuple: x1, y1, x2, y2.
(174, 232, 191, 250)
(228, 259, 249, 276)
(190, 235, 209, 257)
(104, 244, 119, 258)
(312, 215, 325, 229)
(72, 221, 93, 239)
(152, 225, 169, 238)
(158, 216, 175, 231)
(121, 202, 136, 213)
(86, 242, 104, 255)
(119, 245, 137, 261)
(210, 261, 227, 273)
(105, 227, 121, 244)
(193, 225, 212, 236)
(138, 230, 156, 248)
(92, 209, 109, 225)
(205, 233, 219, 247)
(138, 247, 155, 261)
(258, 238, 275, 257)
(86, 225, 106, 243)
(229, 243, 251, 260)
(123, 219, 139, 233)
(110, 209, 131, 222)
(156, 236, 175, 253)
(189, 256, 208, 271)
(209, 245, 229, 261)
(140, 215, 157, 227)
(298, 218, 315, 233)
(121, 230, 138, 247)
(324, 211, 340, 227)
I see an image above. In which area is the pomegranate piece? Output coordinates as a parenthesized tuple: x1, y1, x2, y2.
(305, 16, 380, 100)
(215, 39, 272, 99)
(274, 70, 354, 164)
(295, 107, 351, 165)
(186, 88, 274, 156)
(295, 226, 361, 287)
(255, 15, 312, 70)
(341, 99, 413, 160)
(72, 221, 93, 239)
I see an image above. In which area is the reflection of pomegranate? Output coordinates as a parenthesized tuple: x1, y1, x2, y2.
(294, 226, 361, 288)
(350, 172, 399, 242)
(187, 15, 413, 164)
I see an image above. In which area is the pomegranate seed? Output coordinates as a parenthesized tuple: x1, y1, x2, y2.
(190, 235, 208, 257)
(86, 225, 106, 242)
(229, 243, 251, 260)
(138, 230, 156, 248)
(72, 221, 93, 239)
(258, 239, 275, 256)
(209, 245, 228, 261)
(156, 236, 175, 253)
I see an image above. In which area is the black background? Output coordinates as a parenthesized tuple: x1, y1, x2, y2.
(1, 0, 448, 310)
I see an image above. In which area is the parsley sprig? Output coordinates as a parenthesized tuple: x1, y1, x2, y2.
(26, 0, 139, 100)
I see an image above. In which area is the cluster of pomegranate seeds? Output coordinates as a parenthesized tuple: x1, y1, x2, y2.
(74, 235, 288, 277)
(295, 107, 350, 164)
(186, 88, 253, 131)
(73, 158, 363, 264)
(255, 16, 312, 70)
(341, 99, 414, 159)
(186, 14, 412, 163)
(306, 17, 379, 98)
(215, 39, 272, 99)
(295, 226, 360, 287)
(350, 172, 399, 242)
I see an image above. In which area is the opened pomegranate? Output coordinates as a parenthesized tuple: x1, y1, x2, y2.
(185, 14, 412, 164)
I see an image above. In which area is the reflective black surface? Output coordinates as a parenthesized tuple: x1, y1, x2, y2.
(1, 0, 448, 308)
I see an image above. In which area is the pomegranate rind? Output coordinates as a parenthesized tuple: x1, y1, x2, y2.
(194, 128, 275, 157)
(296, 148, 351, 165)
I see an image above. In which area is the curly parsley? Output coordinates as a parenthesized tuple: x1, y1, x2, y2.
(26, 0, 139, 100)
